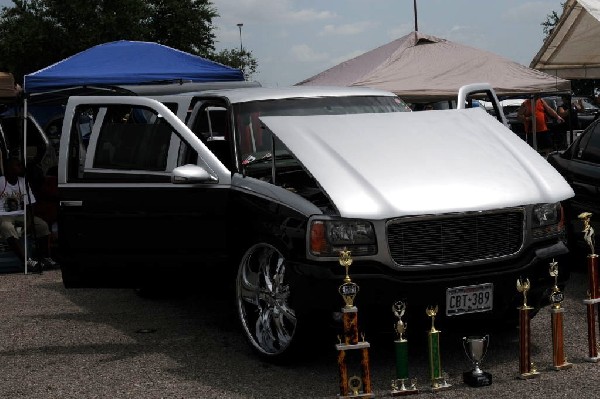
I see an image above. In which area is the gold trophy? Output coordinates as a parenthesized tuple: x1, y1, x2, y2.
(335, 249, 374, 398)
(578, 212, 600, 362)
(390, 301, 418, 396)
(516, 277, 539, 379)
(425, 305, 451, 391)
(548, 259, 572, 370)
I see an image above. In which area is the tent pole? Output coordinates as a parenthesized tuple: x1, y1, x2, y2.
(530, 95, 537, 151)
(413, 0, 418, 31)
(23, 97, 28, 275)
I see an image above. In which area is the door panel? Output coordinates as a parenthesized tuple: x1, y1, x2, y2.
(59, 97, 230, 287)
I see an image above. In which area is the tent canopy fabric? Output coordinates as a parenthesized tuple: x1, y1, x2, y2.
(0, 72, 19, 101)
(530, 0, 600, 79)
(298, 32, 570, 102)
(24, 40, 244, 94)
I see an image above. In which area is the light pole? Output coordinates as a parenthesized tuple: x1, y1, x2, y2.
(237, 23, 244, 53)
(237, 23, 244, 76)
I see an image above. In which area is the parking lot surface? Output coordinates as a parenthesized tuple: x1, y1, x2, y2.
(1, 266, 599, 398)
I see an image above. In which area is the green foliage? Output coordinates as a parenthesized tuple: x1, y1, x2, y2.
(541, 2, 565, 39)
(212, 48, 258, 81)
(0, 0, 258, 84)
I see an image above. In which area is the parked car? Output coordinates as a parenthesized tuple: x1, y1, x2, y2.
(573, 96, 600, 129)
(57, 85, 573, 360)
(547, 118, 600, 255)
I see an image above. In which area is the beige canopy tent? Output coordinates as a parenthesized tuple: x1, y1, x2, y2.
(0, 72, 20, 101)
(298, 31, 570, 102)
(531, 0, 600, 79)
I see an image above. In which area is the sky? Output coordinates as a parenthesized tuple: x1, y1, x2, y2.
(0, 0, 566, 87)
(211, 0, 565, 86)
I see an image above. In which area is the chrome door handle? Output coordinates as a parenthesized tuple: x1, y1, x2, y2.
(60, 200, 83, 207)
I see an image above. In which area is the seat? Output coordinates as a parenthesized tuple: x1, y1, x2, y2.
(205, 139, 233, 170)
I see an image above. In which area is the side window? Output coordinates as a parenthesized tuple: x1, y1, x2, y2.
(92, 106, 172, 171)
(575, 126, 594, 159)
(580, 124, 600, 164)
(237, 111, 269, 158)
(190, 101, 234, 170)
(192, 105, 228, 141)
(67, 106, 99, 182)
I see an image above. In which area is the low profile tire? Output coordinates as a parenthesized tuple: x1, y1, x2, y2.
(236, 242, 298, 359)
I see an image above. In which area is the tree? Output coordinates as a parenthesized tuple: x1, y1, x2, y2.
(541, 2, 565, 39)
(212, 48, 258, 80)
(0, 0, 257, 84)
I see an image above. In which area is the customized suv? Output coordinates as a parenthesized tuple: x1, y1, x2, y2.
(57, 85, 573, 359)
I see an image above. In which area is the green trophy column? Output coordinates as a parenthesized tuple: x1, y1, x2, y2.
(391, 300, 419, 396)
(395, 339, 409, 379)
(428, 330, 442, 380)
(425, 305, 450, 390)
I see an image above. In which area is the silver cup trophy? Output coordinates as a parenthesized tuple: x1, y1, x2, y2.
(462, 335, 492, 387)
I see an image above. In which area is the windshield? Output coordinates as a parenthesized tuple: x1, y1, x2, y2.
(234, 95, 409, 159)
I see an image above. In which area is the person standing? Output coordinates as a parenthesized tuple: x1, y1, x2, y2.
(517, 97, 564, 154)
(0, 158, 55, 272)
(556, 95, 582, 149)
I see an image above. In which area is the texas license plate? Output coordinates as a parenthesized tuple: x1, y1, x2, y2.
(446, 283, 493, 316)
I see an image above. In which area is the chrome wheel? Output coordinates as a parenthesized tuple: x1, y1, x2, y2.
(236, 243, 297, 356)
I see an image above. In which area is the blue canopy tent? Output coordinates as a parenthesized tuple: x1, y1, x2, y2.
(12, 42, 244, 273)
(24, 40, 244, 94)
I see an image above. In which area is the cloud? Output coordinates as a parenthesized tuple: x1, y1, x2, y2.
(319, 21, 378, 36)
(288, 9, 337, 22)
(440, 25, 487, 47)
(212, 0, 336, 25)
(290, 44, 329, 63)
(503, 1, 559, 23)
(388, 23, 413, 39)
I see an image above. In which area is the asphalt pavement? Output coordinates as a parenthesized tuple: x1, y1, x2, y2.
(1, 265, 599, 398)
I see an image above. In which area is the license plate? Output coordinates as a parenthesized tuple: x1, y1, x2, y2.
(446, 283, 493, 316)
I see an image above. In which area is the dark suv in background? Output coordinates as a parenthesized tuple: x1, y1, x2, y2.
(547, 118, 600, 255)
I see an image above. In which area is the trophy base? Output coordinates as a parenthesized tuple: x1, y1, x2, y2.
(337, 393, 374, 399)
(517, 371, 540, 380)
(391, 388, 419, 396)
(582, 298, 600, 304)
(463, 371, 492, 387)
(585, 356, 600, 363)
(429, 381, 451, 392)
(551, 362, 573, 370)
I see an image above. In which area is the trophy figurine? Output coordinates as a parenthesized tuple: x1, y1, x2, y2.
(335, 249, 374, 398)
(425, 305, 451, 391)
(516, 277, 539, 379)
(578, 212, 600, 362)
(462, 335, 492, 387)
(548, 259, 572, 370)
(390, 301, 418, 396)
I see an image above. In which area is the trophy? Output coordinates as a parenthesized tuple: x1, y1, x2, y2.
(335, 249, 374, 398)
(390, 301, 418, 396)
(578, 212, 600, 362)
(425, 305, 451, 391)
(462, 335, 492, 387)
(516, 277, 539, 379)
(548, 259, 572, 370)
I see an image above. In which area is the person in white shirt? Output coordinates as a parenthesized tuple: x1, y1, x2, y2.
(0, 157, 53, 272)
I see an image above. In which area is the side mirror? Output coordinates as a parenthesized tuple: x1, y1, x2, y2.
(171, 164, 217, 184)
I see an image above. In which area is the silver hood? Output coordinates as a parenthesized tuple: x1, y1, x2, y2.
(259, 109, 574, 219)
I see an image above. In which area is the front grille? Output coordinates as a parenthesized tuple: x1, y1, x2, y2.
(387, 210, 524, 266)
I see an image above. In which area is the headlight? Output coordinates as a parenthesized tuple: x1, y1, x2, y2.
(310, 219, 377, 257)
(532, 202, 564, 239)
